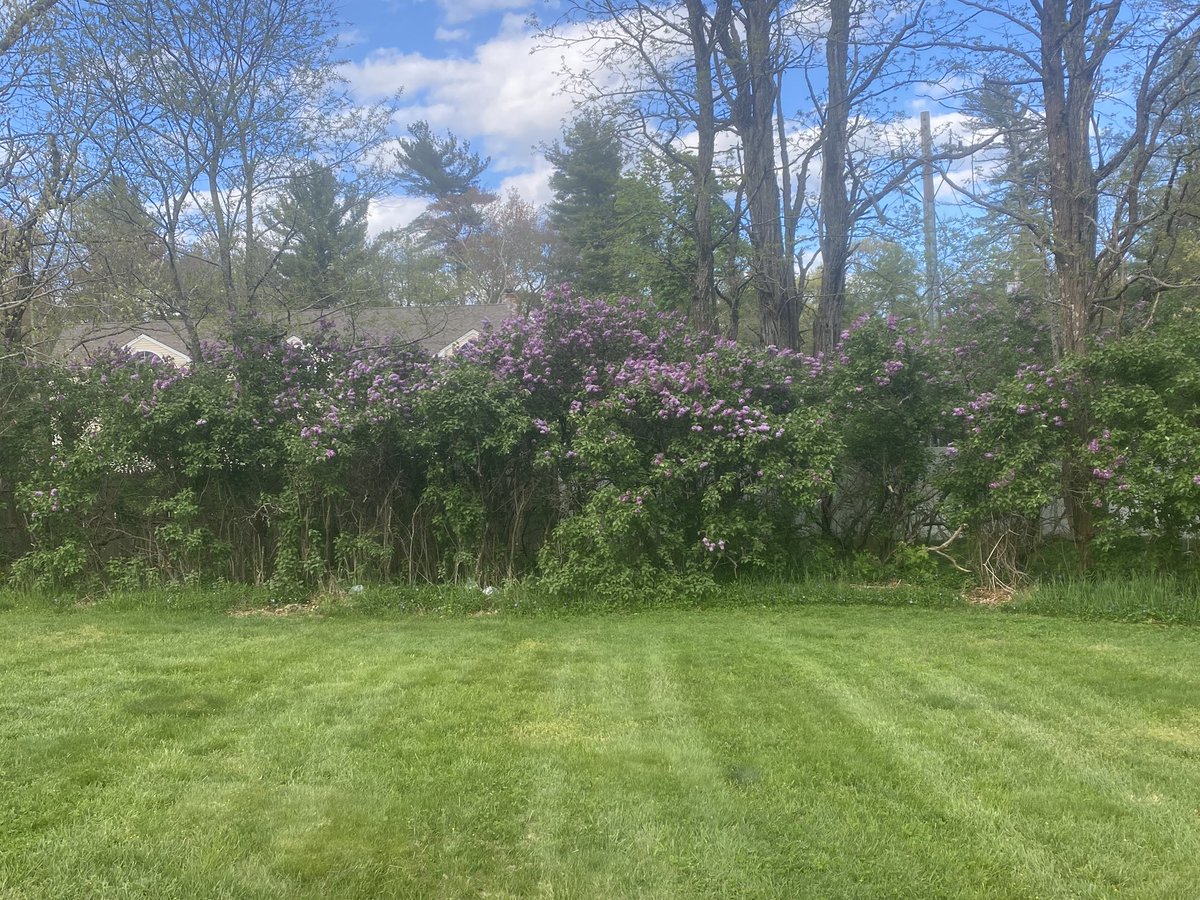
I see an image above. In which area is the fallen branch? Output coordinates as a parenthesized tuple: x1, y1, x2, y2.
(928, 524, 971, 573)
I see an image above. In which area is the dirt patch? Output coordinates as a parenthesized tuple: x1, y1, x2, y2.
(964, 586, 1015, 607)
(229, 602, 319, 618)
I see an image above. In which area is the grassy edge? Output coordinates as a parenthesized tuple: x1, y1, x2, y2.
(0, 576, 964, 616)
(1009, 573, 1200, 625)
(3, 573, 1199, 626)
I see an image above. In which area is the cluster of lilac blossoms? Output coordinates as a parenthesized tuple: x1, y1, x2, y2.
(456, 289, 698, 403)
(454, 290, 813, 447)
(444, 290, 840, 559)
(284, 342, 429, 461)
(600, 351, 797, 441)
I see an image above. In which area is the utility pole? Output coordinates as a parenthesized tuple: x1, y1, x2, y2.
(920, 111, 939, 329)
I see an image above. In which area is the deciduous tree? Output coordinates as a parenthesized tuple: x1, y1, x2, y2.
(940, 0, 1200, 356)
(0, 0, 113, 358)
(82, 0, 393, 355)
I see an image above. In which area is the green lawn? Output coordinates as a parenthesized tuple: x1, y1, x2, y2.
(1, 604, 1198, 898)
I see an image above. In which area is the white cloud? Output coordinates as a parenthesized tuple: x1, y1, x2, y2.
(351, 13, 824, 220)
(673, 127, 745, 165)
(367, 195, 427, 237)
(434, 26, 470, 42)
(497, 154, 557, 207)
(344, 16, 589, 174)
(337, 28, 365, 49)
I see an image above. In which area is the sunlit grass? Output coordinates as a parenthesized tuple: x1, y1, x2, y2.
(2, 603, 1199, 898)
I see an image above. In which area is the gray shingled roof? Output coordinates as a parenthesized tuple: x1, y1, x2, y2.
(51, 304, 515, 362)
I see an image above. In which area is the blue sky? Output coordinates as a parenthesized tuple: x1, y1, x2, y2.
(332, 1, 981, 239)
(337, 1, 576, 234)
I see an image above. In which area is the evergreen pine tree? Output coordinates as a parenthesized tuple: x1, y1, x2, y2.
(271, 163, 371, 309)
(393, 121, 494, 292)
(545, 113, 624, 295)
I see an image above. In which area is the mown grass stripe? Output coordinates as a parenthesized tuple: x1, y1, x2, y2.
(1, 606, 1198, 898)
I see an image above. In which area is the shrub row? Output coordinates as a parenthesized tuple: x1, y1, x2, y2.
(1, 293, 1197, 599)
(1, 294, 847, 599)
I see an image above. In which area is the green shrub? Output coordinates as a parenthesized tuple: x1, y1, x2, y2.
(942, 314, 1200, 581)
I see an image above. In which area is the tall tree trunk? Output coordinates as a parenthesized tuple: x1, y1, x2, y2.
(1040, 0, 1104, 558)
(1, 222, 38, 356)
(813, 0, 851, 356)
(685, 0, 718, 333)
(747, 125, 794, 346)
(1040, 0, 1101, 358)
(719, 0, 797, 348)
(208, 161, 239, 317)
(240, 134, 257, 312)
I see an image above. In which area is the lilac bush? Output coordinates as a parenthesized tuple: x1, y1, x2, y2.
(2, 294, 846, 595)
(540, 340, 839, 597)
(941, 313, 1200, 577)
(802, 314, 956, 556)
(6, 292, 1195, 596)
(443, 288, 840, 595)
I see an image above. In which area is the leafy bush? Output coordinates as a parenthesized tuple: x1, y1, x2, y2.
(1079, 321, 1200, 565)
(941, 312, 1200, 581)
(809, 314, 954, 554)
(5, 294, 1197, 600)
(2, 294, 842, 597)
(539, 342, 839, 599)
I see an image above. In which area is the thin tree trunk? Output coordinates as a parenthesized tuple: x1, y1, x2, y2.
(208, 161, 239, 316)
(685, 0, 718, 332)
(776, 67, 799, 303)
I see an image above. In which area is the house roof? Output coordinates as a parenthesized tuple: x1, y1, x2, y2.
(53, 320, 197, 363)
(50, 304, 515, 363)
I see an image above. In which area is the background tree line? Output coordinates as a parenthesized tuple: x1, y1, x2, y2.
(2, 0, 1200, 586)
(3, 0, 1198, 364)
(0, 0, 550, 362)
(542, 0, 1200, 355)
